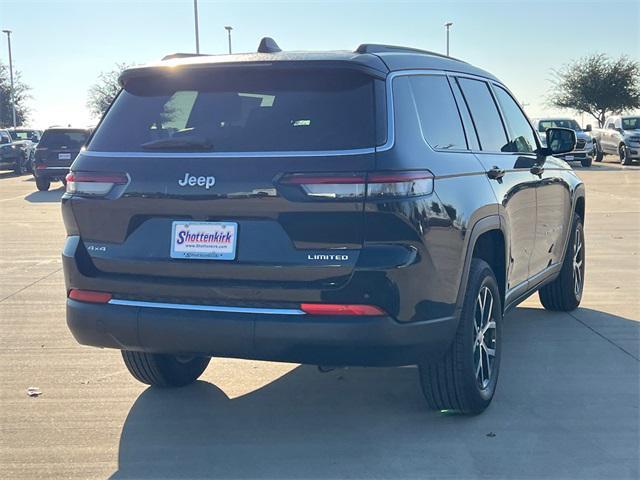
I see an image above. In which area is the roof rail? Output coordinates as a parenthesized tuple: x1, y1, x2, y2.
(161, 52, 210, 61)
(257, 37, 282, 53)
(355, 43, 464, 62)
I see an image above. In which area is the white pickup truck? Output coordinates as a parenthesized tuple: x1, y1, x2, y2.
(591, 115, 640, 165)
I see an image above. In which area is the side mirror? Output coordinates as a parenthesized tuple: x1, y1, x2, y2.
(542, 127, 576, 156)
(617, 127, 625, 134)
(585, 124, 592, 132)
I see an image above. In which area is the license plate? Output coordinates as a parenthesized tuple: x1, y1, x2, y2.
(171, 221, 238, 260)
(58, 153, 71, 160)
(564, 155, 574, 161)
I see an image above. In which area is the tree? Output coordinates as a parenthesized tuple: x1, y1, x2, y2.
(0, 61, 31, 127)
(549, 54, 640, 127)
(86, 62, 133, 119)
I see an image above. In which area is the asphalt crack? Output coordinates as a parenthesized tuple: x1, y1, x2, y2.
(568, 310, 639, 362)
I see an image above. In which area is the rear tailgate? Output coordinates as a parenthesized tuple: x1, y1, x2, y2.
(37, 129, 89, 167)
(67, 65, 386, 286)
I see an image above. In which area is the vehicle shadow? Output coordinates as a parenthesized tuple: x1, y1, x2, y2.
(109, 307, 639, 480)
(24, 187, 65, 203)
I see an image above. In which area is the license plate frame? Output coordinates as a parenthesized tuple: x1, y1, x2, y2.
(170, 221, 238, 261)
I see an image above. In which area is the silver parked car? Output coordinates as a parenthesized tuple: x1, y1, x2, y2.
(591, 115, 640, 165)
(531, 118, 594, 167)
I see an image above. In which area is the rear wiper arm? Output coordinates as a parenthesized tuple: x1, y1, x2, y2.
(141, 138, 214, 151)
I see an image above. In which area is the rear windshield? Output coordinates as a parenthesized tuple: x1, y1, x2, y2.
(9, 130, 36, 140)
(538, 119, 580, 132)
(88, 68, 386, 153)
(39, 130, 89, 149)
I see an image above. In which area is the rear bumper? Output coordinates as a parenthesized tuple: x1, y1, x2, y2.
(34, 166, 69, 179)
(67, 298, 457, 366)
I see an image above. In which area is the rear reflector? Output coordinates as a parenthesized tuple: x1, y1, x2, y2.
(68, 289, 112, 304)
(66, 171, 128, 196)
(279, 171, 433, 200)
(300, 303, 386, 316)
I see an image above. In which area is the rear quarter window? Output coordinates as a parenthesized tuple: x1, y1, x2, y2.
(406, 75, 467, 150)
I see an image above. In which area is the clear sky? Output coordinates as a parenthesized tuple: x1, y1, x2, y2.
(2, 0, 639, 129)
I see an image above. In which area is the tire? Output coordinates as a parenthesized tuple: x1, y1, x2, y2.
(593, 140, 603, 162)
(619, 144, 632, 165)
(35, 177, 50, 191)
(419, 259, 502, 414)
(580, 155, 592, 167)
(121, 350, 210, 387)
(13, 154, 25, 176)
(27, 152, 35, 173)
(539, 214, 585, 311)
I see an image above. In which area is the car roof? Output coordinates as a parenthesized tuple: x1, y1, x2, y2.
(120, 41, 500, 86)
(532, 118, 576, 122)
(43, 127, 91, 133)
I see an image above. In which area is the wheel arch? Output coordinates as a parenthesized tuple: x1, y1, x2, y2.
(455, 215, 507, 315)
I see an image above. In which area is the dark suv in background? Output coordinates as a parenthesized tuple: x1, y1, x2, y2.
(62, 40, 585, 414)
(34, 127, 91, 191)
(0, 128, 28, 174)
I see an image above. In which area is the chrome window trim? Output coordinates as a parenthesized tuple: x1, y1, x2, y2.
(81, 148, 376, 159)
(108, 298, 306, 315)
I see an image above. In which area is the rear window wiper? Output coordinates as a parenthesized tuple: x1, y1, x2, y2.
(141, 137, 214, 151)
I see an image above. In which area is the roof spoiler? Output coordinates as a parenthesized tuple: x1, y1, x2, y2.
(257, 37, 281, 53)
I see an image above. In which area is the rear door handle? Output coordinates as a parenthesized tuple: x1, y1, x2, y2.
(487, 166, 505, 180)
(530, 164, 544, 176)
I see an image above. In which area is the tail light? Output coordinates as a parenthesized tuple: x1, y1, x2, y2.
(279, 171, 433, 200)
(300, 303, 386, 316)
(66, 171, 128, 196)
(68, 289, 112, 304)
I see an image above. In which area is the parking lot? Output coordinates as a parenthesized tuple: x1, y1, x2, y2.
(0, 159, 638, 479)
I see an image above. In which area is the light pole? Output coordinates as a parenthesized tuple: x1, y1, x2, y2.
(193, 0, 200, 54)
(444, 22, 453, 57)
(2, 29, 16, 128)
(224, 26, 233, 54)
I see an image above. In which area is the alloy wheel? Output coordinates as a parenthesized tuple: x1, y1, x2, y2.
(573, 227, 584, 297)
(473, 286, 497, 390)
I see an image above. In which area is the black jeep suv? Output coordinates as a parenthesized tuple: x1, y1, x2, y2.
(34, 127, 91, 191)
(62, 40, 585, 414)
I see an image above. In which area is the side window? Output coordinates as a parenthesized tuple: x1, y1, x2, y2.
(493, 86, 538, 153)
(457, 78, 508, 152)
(407, 75, 467, 150)
(607, 122, 615, 130)
(449, 79, 480, 150)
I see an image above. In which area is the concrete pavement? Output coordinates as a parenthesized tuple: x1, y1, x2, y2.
(0, 158, 638, 479)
